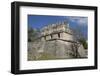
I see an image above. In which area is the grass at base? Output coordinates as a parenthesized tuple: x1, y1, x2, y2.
(28, 52, 87, 61)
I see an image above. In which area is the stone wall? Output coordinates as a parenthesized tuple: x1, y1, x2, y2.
(40, 21, 74, 41)
(41, 32, 74, 41)
(28, 39, 87, 60)
(41, 21, 70, 36)
(78, 44, 88, 58)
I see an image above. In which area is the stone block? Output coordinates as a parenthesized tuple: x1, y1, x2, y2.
(46, 35, 51, 40)
(60, 32, 73, 41)
(52, 34, 58, 39)
(41, 37, 45, 41)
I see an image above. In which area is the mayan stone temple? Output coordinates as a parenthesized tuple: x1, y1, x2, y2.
(40, 21, 73, 41)
(28, 21, 87, 60)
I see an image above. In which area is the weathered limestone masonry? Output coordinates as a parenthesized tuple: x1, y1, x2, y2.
(41, 21, 74, 41)
(39, 21, 78, 59)
(28, 21, 87, 60)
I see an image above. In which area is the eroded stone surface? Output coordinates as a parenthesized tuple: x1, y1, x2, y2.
(28, 40, 87, 60)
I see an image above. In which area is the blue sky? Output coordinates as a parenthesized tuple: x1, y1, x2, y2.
(28, 15, 88, 39)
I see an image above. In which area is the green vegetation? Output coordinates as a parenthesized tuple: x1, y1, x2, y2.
(71, 26, 88, 50)
(28, 26, 40, 42)
(79, 38, 88, 49)
(28, 52, 36, 60)
(28, 52, 56, 60)
(38, 53, 54, 60)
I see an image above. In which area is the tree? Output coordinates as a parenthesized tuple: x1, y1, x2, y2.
(71, 26, 88, 49)
(70, 42, 81, 58)
(28, 26, 40, 42)
(69, 26, 88, 58)
(79, 38, 88, 49)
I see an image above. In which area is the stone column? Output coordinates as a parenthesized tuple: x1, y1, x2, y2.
(41, 37, 45, 41)
(52, 34, 58, 39)
(46, 35, 51, 40)
(60, 32, 64, 39)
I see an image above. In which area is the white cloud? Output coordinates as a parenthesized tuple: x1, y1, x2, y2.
(68, 17, 88, 26)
